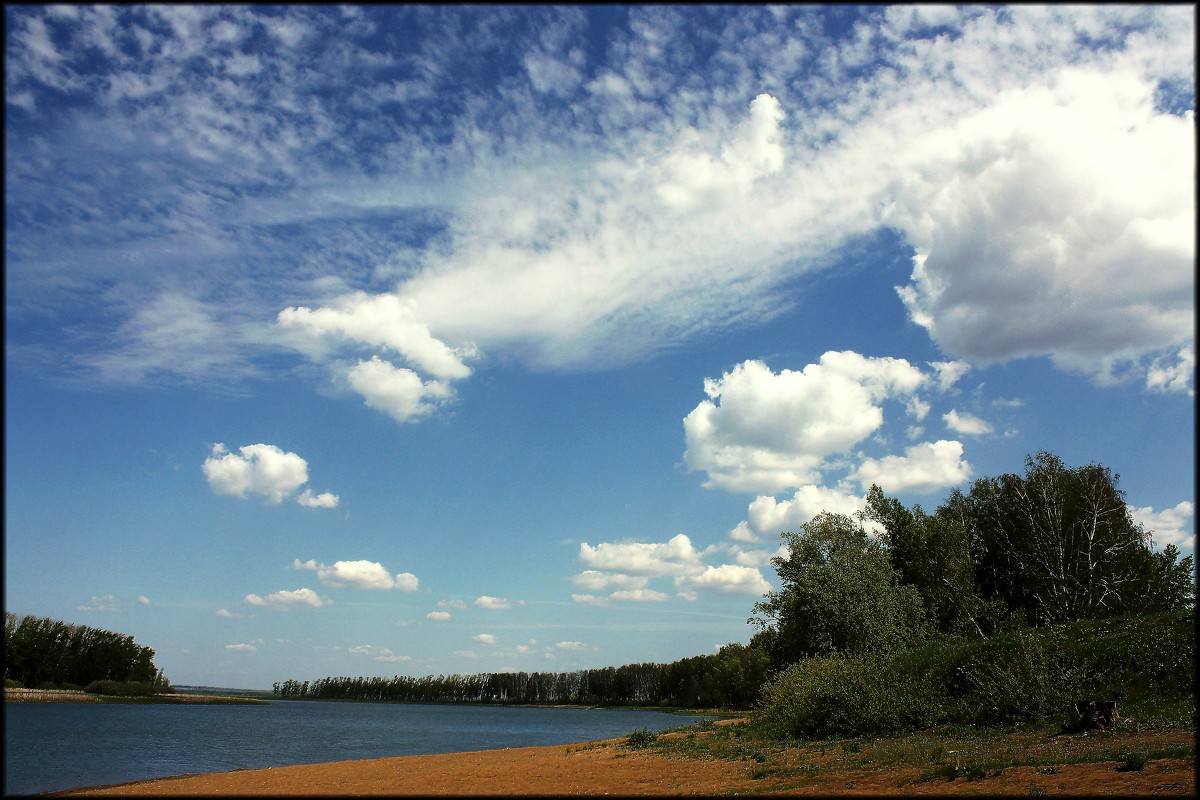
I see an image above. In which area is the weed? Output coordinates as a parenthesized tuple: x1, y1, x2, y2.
(1115, 751, 1147, 772)
(624, 728, 659, 749)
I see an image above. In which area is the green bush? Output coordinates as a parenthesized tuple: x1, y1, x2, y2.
(625, 728, 660, 749)
(4, 678, 25, 689)
(755, 612, 1194, 739)
(34, 681, 60, 690)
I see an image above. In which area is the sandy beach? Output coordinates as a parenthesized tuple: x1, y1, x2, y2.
(51, 729, 1195, 796)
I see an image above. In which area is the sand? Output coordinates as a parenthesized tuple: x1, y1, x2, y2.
(52, 732, 1195, 796)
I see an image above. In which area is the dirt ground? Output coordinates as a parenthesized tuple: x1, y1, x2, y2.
(54, 732, 1195, 796)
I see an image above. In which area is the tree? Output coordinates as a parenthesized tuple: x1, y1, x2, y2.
(750, 512, 928, 669)
(967, 452, 1165, 625)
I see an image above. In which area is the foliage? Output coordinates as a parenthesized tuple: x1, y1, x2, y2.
(83, 679, 162, 697)
(750, 512, 929, 668)
(3, 613, 170, 692)
(754, 611, 1194, 739)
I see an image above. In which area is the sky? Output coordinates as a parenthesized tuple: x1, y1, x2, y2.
(4, 5, 1195, 690)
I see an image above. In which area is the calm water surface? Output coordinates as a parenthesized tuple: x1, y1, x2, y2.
(5, 700, 703, 795)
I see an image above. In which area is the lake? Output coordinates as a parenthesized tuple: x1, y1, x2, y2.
(4, 699, 704, 795)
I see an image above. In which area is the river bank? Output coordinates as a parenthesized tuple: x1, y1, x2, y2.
(3, 687, 265, 704)
(50, 722, 1195, 796)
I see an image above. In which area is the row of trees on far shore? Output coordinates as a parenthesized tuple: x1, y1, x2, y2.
(278, 451, 1193, 711)
(275, 642, 768, 707)
(3, 613, 171, 692)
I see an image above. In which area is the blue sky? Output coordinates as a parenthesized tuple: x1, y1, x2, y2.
(5, 5, 1194, 690)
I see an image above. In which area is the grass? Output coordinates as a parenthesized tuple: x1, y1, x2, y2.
(631, 711, 1194, 793)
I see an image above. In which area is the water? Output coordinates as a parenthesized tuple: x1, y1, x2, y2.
(4, 700, 703, 795)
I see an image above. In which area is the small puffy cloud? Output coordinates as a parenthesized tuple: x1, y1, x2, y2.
(943, 409, 994, 436)
(225, 643, 257, 653)
(426, 610, 451, 621)
(76, 594, 120, 612)
(473, 595, 513, 610)
(473, 633, 498, 645)
(555, 641, 590, 652)
(215, 608, 242, 619)
(684, 353, 926, 493)
(136, 595, 150, 606)
(292, 559, 418, 592)
(348, 644, 410, 662)
(571, 594, 610, 606)
(203, 443, 337, 508)
(438, 599, 467, 609)
(571, 571, 649, 591)
(848, 440, 970, 494)
(676, 564, 772, 596)
(345, 356, 455, 424)
(578, 533, 704, 577)
(244, 588, 332, 609)
(297, 488, 340, 509)
(1130, 501, 1195, 551)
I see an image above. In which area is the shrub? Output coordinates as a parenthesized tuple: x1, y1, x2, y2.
(4, 678, 25, 689)
(625, 728, 659, 749)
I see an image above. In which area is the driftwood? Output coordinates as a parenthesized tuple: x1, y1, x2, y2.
(1062, 699, 1120, 733)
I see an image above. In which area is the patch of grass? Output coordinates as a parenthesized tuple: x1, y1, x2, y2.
(624, 728, 659, 749)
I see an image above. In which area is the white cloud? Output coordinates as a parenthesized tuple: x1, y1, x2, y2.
(1130, 501, 1195, 551)
(473, 633, 498, 645)
(297, 488, 340, 509)
(943, 409, 994, 436)
(203, 443, 309, 504)
(577, 533, 704, 577)
(676, 564, 772, 596)
(203, 443, 338, 508)
(215, 608, 242, 619)
(136, 595, 150, 606)
(76, 594, 120, 612)
(1146, 346, 1194, 396)
(555, 641, 590, 652)
(610, 588, 672, 603)
(473, 596, 513, 610)
(683, 353, 926, 493)
(570, 594, 610, 606)
(848, 440, 971, 494)
(224, 643, 257, 653)
(344, 356, 455, 423)
(438, 599, 467, 609)
(745, 486, 867, 537)
(426, 610, 451, 621)
(929, 361, 970, 391)
(570, 571, 649, 591)
(244, 588, 332, 609)
(886, 68, 1194, 385)
(292, 559, 419, 592)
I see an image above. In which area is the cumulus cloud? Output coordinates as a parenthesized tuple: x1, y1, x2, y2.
(1146, 346, 1195, 396)
(675, 564, 772, 596)
(244, 587, 332, 609)
(683, 353, 926, 493)
(292, 559, 419, 592)
(555, 641, 590, 652)
(848, 440, 971, 494)
(224, 643, 257, 653)
(202, 443, 337, 508)
(610, 588, 672, 602)
(426, 610, 451, 621)
(885, 69, 1194, 385)
(473, 633, 498, 645)
(343, 356, 456, 424)
(578, 533, 704, 577)
(136, 595, 150, 606)
(943, 409, 994, 436)
(744, 486, 867, 538)
(1129, 501, 1195, 551)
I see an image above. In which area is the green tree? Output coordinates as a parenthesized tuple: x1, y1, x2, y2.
(750, 512, 928, 669)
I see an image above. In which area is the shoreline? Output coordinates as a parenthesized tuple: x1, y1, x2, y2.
(3, 687, 266, 704)
(45, 725, 1196, 797)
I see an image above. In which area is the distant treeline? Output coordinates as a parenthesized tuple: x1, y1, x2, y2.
(278, 452, 1195, 714)
(3, 612, 171, 692)
(275, 642, 767, 708)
